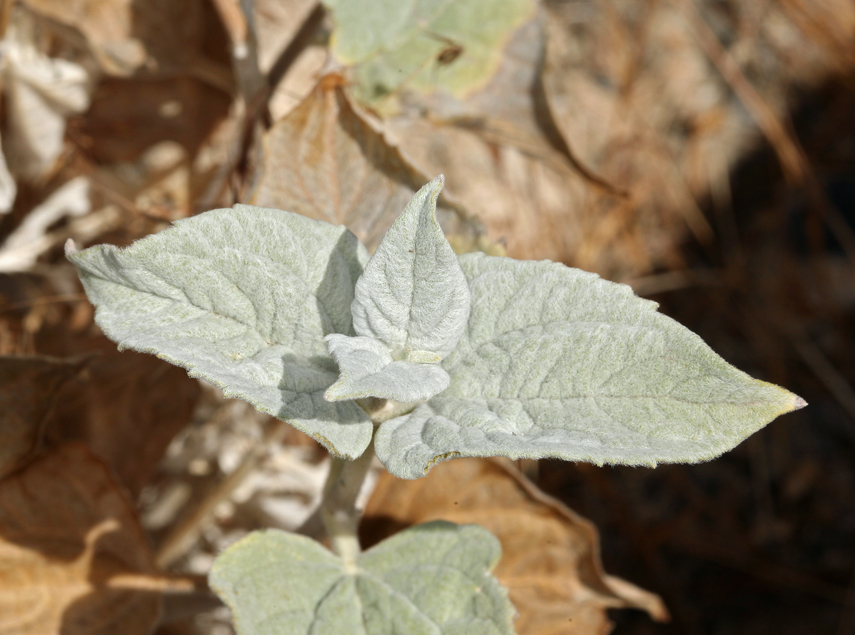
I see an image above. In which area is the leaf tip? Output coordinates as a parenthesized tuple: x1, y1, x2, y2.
(323, 383, 344, 402)
(64, 238, 79, 256)
(793, 395, 808, 411)
(422, 174, 445, 205)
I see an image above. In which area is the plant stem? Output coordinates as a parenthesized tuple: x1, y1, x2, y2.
(319, 442, 375, 572)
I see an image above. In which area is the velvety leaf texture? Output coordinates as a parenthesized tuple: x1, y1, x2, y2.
(67, 205, 374, 459)
(351, 176, 470, 359)
(375, 252, 805, 479)
(209, 521, 515, 635)
(324, 334, 450, 402)
(326, 176, 468, 403)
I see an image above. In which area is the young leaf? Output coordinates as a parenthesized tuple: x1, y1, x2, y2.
(209, 520, 516, 635)
(324, 334, 450, 402)
(375, 253, 806, 479)
(352, 175, 470, 358)
(67, 205, 374, 459)
(325, 176, 469, 402)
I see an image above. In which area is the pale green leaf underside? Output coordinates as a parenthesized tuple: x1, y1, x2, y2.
(322, 0, 534, 102)
(67, 205, 374, 459)
(325, 334, 450, 402)
(376, 253, 805, 479)
(209, 521, 516, 635)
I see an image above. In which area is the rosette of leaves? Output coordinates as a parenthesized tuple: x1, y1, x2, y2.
(67, 175, 804, 634)
(66, 174, 804, 475)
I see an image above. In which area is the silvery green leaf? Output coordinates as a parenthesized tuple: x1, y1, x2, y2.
(321, 0, 534, 104)
(351, 175, 470, 361)
(324, 334, 450, 402)
(67, 205, 374, 459)
(209, 521, 516, 635)
(375, 252, 806, 479)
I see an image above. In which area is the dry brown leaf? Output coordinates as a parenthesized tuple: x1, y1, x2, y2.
(0, 444, 161, 635)
(409, 15, 593, 187)
(252, 0, 319, 73)
(78, 76, 232, 165)
(43, 345, 202, 497)
(0, 354, 87, 480)
(384, 116, 604, 265)
(363, 457, 669, 635)
(250, 74, 483, 251)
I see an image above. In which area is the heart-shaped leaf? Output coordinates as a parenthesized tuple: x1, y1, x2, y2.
(210, 520, 515, 635)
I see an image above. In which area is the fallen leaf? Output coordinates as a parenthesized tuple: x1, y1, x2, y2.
(411, 14, 573, 178)
(251, 74, 483, 251)
(363, 457, 669, 635)
(384, 116, 590, 261)
(44, 343, 202, 497)
(0, 444, 161, 635)
(78, 76, 232, 164)
(0, 354, 87, 480)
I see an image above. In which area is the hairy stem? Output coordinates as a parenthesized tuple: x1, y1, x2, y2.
(319, 442, 375, 571)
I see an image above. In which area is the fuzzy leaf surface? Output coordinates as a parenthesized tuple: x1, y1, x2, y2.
(209, 521, 516, 635)
(67, 205, 374, 458)
(324, 334, 450, 402)
(351, 176, 470, 360)
(376, 253, 805, 478)
(326, 176, 469, 402)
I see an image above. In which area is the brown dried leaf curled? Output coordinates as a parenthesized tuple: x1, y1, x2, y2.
(363, 457, 669, 635)
(251, 75, 482, 251)
(0, 444, 161, 635)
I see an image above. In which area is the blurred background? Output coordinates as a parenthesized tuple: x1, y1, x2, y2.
(0, 0, 852, 633)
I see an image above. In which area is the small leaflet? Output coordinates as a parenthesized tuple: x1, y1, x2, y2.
(209, 521, 516, 635)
